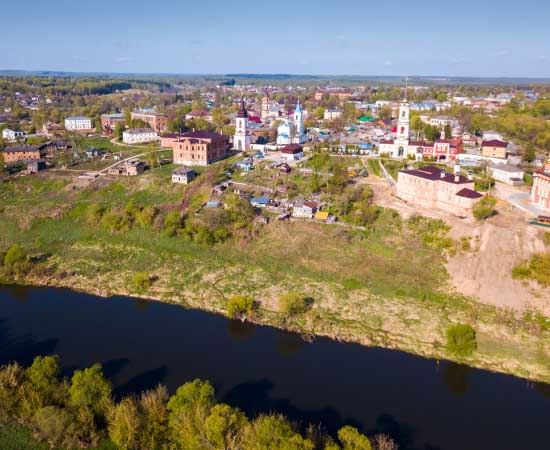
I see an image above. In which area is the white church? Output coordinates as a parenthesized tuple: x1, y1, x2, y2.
(233, 98, 252, 151)
(277, 100, 307, 145)
(378, 93, 423, 159)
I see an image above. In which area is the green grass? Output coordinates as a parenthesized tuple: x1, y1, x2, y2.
(366, 158, 382, 177)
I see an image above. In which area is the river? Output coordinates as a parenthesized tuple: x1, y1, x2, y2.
(1, 285, 549, 450)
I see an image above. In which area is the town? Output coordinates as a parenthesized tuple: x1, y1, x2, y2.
(1, 73, 550, 450)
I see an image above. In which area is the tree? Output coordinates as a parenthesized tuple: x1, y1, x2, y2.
(34, 406, 79, 449)
(114, 122, 125, 141)
(241, 415, 314, 450)
(108, 397, 142, 450)
(226, 295, 255, 319)
(378, 106, 392, 122)
(4, 243, 26, 267)
(446, 324, 477, 357)
(139, 385, 169, 450)
(204, 403, 248, 450)
(472, 196, 496, 221)
(337, 426, 372, 450)
(523, 143, 536, 163)
(424, 124, 441, 141)
(25, 355, 61, 406)
(279, 292, 312, 317)
(444, 123, 452, 139)
(167, 379, 217, 449)
(69, 363, 112, 414)
(132, 272, 151, 291)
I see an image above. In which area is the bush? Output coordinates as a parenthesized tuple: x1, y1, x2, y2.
(473, 196, 496, 221)
(34, 406, 78, 449)
(512, 253, 550, 286)
(226, 296, 254, 319)
(132, 272, 151, 291)
(446, 324, 477, 357)
(4, 244, 26, 267)
(279, 292, 312, 317)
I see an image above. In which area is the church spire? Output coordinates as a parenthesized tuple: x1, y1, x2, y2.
(237, 96, 248, 118)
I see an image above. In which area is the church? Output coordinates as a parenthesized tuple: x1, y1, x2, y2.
(378, 95, 421, 159)
(233, 98, 251, 151)
(276, 100, 307, 145)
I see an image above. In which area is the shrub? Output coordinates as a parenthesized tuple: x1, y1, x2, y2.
(279, 292, 312, 317)
(101, 209, 134, 233)
(226, 296, 254, 319)
(132, 272, 151, 291)
(135, 206, 159, 227)
(446, 324, 477, 357)
(473, 196, 496, 221)
(512, 253, 550, 286)
(4, 244, 26, 267)
(34, 406, 79, 449)
(87, 203, 107, 225)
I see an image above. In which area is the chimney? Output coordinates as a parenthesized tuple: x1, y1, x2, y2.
(440, 170, 445, 179)
(455, 174, 460, 183)
(545, 158, 550, 173)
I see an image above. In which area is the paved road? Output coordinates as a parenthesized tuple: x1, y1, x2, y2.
(493, 183, 541, 217)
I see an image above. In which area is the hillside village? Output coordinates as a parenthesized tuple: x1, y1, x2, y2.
(1, 76, 550, 315)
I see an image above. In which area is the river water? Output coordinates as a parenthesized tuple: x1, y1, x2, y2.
(1, 285, 549, 450)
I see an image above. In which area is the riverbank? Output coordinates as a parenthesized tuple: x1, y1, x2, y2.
(3, 262, 550, 384)
(1, 165, 550, 385)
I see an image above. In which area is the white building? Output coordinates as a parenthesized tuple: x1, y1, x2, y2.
(429, 116, 459, 129)
(64, 116, 93, 131)
(172, 167, 196, 184)
(378, 95, 420, 159)
(122, 128, 159, 145)
(2, 128, 25, 142)
(277, 100, 306, 145)
(324, 109, 343, 120)
(233, 98, 251, 151)
(280, 144, 304, 161)
(489, 164, 524, 185)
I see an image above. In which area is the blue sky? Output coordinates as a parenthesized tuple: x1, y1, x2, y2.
(2, 0, 549, 77)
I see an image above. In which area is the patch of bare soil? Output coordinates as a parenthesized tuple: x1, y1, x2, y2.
(447, 203, 550, 314)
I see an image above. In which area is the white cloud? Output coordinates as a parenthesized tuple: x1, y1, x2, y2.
(494, 49, 509, 57)
(384, 60, 393, 66)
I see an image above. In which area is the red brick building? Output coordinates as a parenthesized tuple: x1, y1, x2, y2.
(131, 111, 168, 132)
(1, 145, 44, 164)
(162, 130, 230, 166)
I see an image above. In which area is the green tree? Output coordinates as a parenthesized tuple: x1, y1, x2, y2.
(139, 385, 169, 450)
(242, 415, 314, 450)
(424, 124, 441, 141)
(25, 355, 61, 406)
(523, 143, 536, 163)
(108, 397, 142, 450)
(279, 292, 312, 317)
(167, 379, 216, 449)
(132, 272, 151, 291)
(226, 295, 255, 319)
(34, 406, 79, 449)
(444, 124, 452, 139)
(114, 122, 125, 141)
(337, 426, 372, 450)
(69, 363, 112, 414)
(446, 324, 477, 357)
(4, 243, 26, 267)
(473, 196, 496, 221)
(204, 403, 248, 450)
(377, 106, 392, 122)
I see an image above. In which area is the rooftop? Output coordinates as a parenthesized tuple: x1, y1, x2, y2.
(400, 165, 472, 185)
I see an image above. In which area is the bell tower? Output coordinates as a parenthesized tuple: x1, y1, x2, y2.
(397, 79, 410, 140)
(233, 97, 251, 151)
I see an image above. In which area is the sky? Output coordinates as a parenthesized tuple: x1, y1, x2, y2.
(2, 0, 549, 77)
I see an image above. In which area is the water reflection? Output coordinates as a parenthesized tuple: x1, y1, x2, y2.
(276, 331, 305, 356)
(440, 362, 472, 396)
(227, 320, 256, 341)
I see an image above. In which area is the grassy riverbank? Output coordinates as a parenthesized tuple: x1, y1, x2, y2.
(1, 166, 550, 383)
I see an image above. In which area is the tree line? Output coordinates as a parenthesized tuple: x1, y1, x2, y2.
(0, 355, 398, 450)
